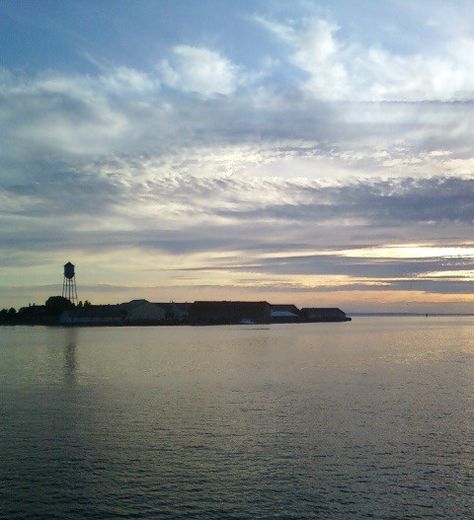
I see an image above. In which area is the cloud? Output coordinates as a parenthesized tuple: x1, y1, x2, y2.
(2, 61, 474, 174)
(159, 45, 242, 97)
(0, 71, 132, 158)
(98, 66, 158, 95)
(255, 14, 474, 101)
(209, 175, 474, 228)
(2, 155, 473, 260)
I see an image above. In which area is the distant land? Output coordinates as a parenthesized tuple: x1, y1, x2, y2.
(0, 297, 351, 327)
(1, 263, 354, 327)
(348, 312, 474, 317)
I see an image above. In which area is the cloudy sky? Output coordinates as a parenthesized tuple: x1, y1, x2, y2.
(1, 0, 474, 312)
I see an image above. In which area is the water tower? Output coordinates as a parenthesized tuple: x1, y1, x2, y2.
(62, 262, 78, 305)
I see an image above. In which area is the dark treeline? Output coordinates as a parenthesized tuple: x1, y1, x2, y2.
(0, 296, 91, 325)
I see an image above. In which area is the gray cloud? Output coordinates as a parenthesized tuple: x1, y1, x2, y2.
(217, 176, 474, 224)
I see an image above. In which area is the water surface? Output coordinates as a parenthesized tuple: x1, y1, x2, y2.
(1, 318, 473, 518)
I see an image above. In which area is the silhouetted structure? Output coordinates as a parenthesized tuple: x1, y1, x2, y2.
(46, 296, 74, 317)
(62, 262, 78, 305)
(270, 304, 302, 323)
(60, 305, 126, 326)
(301, 308, 351, 322)
(2, 298, 352, 327)
(59, 300, 191, 326)
(190, 301, 271, 325)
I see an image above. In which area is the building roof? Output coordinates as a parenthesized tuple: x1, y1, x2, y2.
(120, 299, 150, 308)
(193, 300, 270, 306)
(271, 304, 300, 313)
(302, 307, 345, 312)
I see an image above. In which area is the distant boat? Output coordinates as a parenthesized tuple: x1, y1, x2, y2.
(239, 319, 255, 325)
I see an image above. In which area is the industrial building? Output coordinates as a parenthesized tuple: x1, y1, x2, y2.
(189, 301, 271, 325)
(301, 308, 351, 322)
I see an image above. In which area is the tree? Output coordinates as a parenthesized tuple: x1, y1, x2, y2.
(45, 296, 74, 316)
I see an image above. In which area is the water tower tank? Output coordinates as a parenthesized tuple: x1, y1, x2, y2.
(64, 262, 75, 280)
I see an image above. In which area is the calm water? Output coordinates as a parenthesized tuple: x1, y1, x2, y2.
(1, 318, 473, 519)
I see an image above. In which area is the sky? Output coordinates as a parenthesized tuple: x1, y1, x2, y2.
(1, 0, 474, 312)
